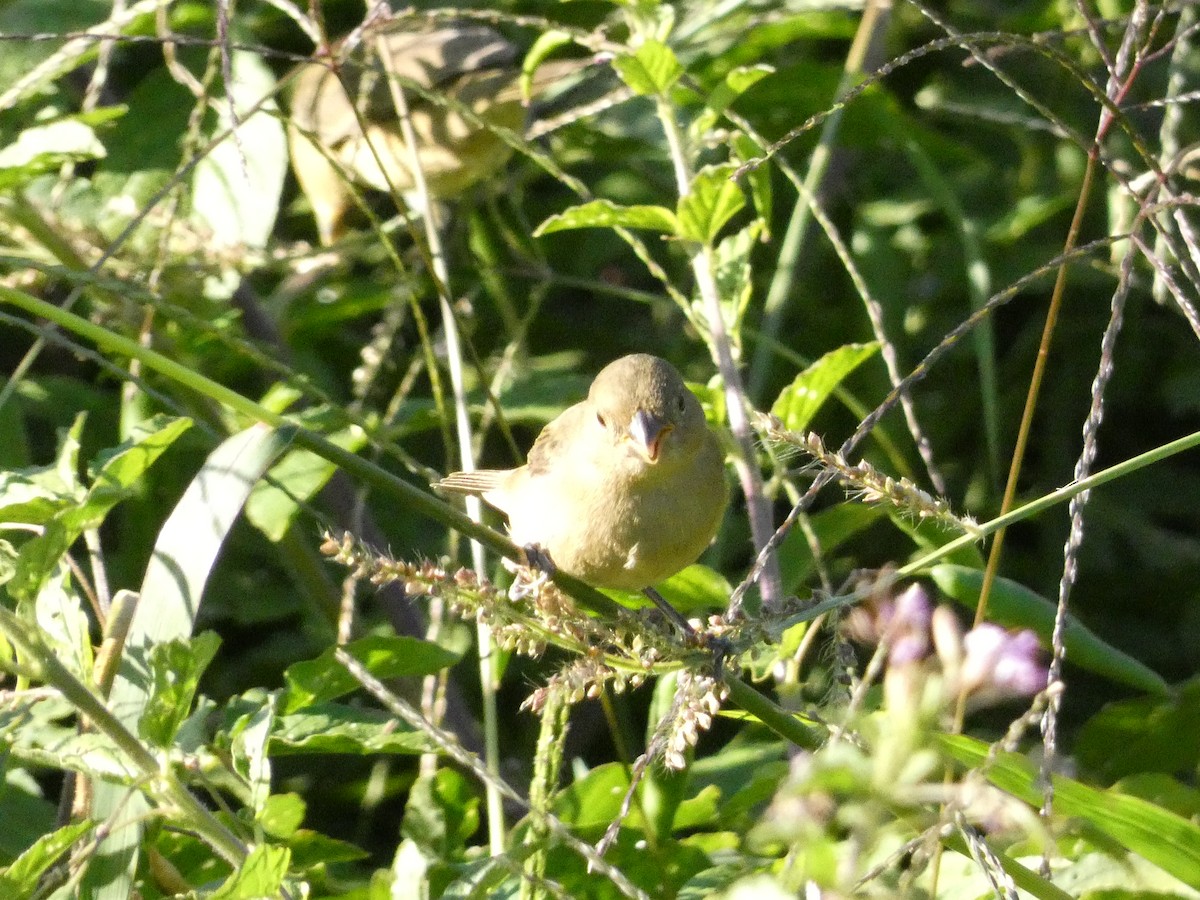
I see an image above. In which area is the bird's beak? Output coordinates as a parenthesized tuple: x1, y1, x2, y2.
(628, 409, 672, 463)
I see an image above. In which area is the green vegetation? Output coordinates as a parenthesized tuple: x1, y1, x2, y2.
(0, 1, 1197, 897)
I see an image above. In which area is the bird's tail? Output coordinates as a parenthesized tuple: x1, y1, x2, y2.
(434, 470, 507, 495)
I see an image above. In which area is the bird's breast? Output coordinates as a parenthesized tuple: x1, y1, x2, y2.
(502, 446, 726, 591)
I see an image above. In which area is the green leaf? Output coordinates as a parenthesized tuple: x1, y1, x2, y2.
(941, 733, 1200, 889)
(553, 762, 631, 831)
(731, 132, 771, 238)
(230, 693, 277, 817)
(713, 223, 759, 331)
(9, 417, 192, 607)
(534, 199, 678, 236)
(401, 769, 480, 858)
(14, 731, 137, 783)
(0, 769, 56, 862)
(931, 565, 1170, 696)
(209, 844, 290, 900)
(259, 793, 306, 840)
(1076, 681, 1200, 782)
(706, 65, 775, 118)
(270, 704, 430, 755)
(139, 632, 221, 747)
(0, 118, 105, 189)
(691, 742, 789, 832)
(191, 51, 286, 255)
(771, 343, 880, 434)
(0, 469, 77, 525)
(0, 820, 92, 895)
(655, 564, 731, 613)
(0, 408, 85, 519)
(88, 425, 291, 900)
(672, 784, 721, 831)
(612, 40, 683, 96)
(34, 567, 93, 679)
(77, 415, 192, 530)
(282, 634, 462, 713)
(677, 165, 746, 245)
(285, 829, 368, 868)
(245, 420, 366, 543)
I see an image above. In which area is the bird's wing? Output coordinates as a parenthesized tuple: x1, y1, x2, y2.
(374, 24, 515, 89)
(434, 470, 510, 495)
(524, 401, 587, 477)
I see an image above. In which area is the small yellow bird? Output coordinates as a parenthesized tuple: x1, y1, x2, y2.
(288, 20, 582, 245)
(437, 354, 729, 603)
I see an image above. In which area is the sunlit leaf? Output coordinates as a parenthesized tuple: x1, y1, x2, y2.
(245, 419, 366, 543)
(282, 634, 463, 714)
(90, 425, 290, 900)
(192, 51, 287, 255)
(535, 199, 678, 236)
(271, 704, 430, 755)
(771, 343, 880, 434)
(259, 793, 306, 840)
(942, 734, 1200, 889)
(401, 769, 480, 858)
(677, 165, 746, 245)
(0, 820, 92, 895)
(612, 40, 682, 96)
(209, 844, 290, 900)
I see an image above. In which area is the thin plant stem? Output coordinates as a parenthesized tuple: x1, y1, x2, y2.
(652, 94, 782, 613)
(374, 28, 505, 851)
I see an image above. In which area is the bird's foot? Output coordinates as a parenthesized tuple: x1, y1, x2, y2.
(707, 635, 731, 681)
(520, 543, 556, 576)
(506, 544, 556, 600)
(641, 586, 696, 638)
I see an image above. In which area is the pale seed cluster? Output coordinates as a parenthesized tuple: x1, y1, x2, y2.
(760, 418, 979, 536)
(521, 656, 649, 714)
(321, 531, 694, 707)
(661, 672, 728, 770)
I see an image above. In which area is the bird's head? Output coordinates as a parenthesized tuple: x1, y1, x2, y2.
(587, 354, 710, 470)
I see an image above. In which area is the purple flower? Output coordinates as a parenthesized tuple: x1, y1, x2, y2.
(961, 624, 1046, 705)
(887, 584, 933, 666)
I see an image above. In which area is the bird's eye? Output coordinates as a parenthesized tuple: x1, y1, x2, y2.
(676, 394, 687, 413)
(596, 412, 607, 428)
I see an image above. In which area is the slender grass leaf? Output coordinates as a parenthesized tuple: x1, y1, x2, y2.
(941, 733, 1200, 889)
(245, 422, 366, 543)
(88, 425, 290, 900)
(192, 51, 286, 255)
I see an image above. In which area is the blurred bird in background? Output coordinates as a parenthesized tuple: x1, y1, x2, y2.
(287, 17, 589, 244)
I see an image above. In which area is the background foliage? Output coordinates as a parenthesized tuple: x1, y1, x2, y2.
(0, 0, 1198, 897)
